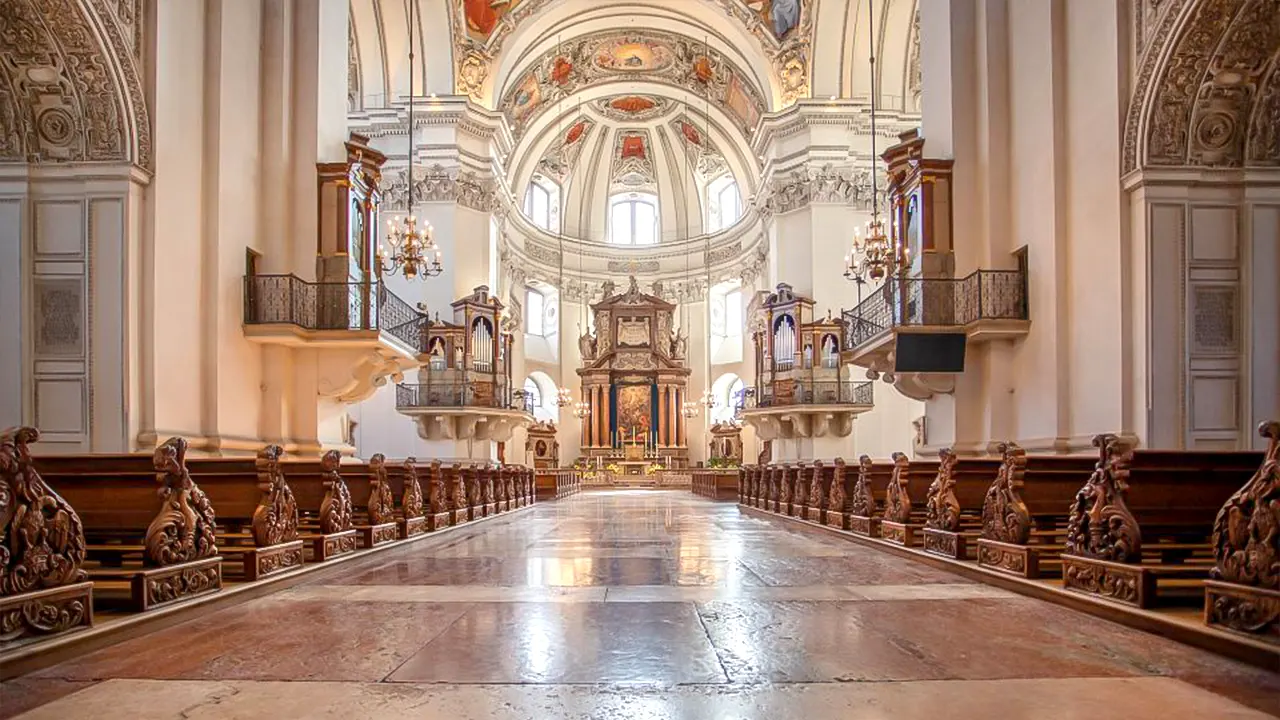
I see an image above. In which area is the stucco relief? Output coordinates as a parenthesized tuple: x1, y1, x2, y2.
(761, 163, 887, 214)
(382, 164, 500, 212)
(1129, 0, 1280, 170)
(0, 0, 150, 165)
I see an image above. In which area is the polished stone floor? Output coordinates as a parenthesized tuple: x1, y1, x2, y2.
(3, 491, 1277, 718)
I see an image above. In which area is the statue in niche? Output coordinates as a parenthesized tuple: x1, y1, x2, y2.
(670, 326, 688, 360)
(578, 328, 597, 361)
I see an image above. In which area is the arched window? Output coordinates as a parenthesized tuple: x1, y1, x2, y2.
(609, 193, 659, 245)
(523, 176, 560, 232)
(821, 333, 839, 369)
(710, 373, 746, 424)
(707, 176, 741, 232)
(709, 282, 743, 364)
(525, 288, 545, 336)
(523, 372, 559, 423)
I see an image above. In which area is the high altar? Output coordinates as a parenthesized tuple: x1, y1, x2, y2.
(577, 277, 691, 469)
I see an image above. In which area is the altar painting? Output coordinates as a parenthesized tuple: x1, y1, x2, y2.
(617, 385, 651, 433)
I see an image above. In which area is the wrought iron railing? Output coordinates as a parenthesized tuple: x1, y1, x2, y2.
(244, 274, 426, 349)
(746, 380, 873, 408)
(841, 269, 1027, 351)
(395, 383, 533, 413)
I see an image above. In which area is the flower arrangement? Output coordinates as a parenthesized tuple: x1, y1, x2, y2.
(644, 463, 665, 475)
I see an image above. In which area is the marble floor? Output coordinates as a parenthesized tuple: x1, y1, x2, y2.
(3, 491, 1277, 718)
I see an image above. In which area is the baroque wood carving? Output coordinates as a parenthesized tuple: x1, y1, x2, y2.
(828, 457, 847, 512)
(1212, 421, 1280, 590)
(981, 442, 1033, 545)
(366, 454, 396, 525)
(779, 465, 793, 505)
(450, 464, 467, 511)
(429, 461, 448, 513)
(146, 437, 218, 566)
(401, 457, 425, 519)
(1066, 435, 1142, 562)
(924, 448, 960, 531)
(851, 455, 876, 516)
(318, 450, 353, 534)
(808, 459, 827, 509)
(252, 444, 298, 547)
(883, 452, 912, 524)
(0, 427, 87, 594)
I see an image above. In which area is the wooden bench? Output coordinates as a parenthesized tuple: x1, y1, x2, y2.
(847, 455, 903, 538)
(790, 463, 809, 518)
(184, 446, 307, 581)
(920, 450, 1003, 559)
(34, 437, 224, 613)
(1059, 434, 1263, 609)
(975, 443, 1096, 578)
(878, 455, 941, 547)
(804, 460, 831, 524)
(822, 458, 851, 530)
(276, 452, 360, 561)
(1204, 421, 1280, 640)
(1, 426, 95, 645)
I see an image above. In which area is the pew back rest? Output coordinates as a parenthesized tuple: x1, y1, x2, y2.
(1122, 450, 1262, 528)
(1018, 457, 1097, 517)
(33, 455, 158, 532)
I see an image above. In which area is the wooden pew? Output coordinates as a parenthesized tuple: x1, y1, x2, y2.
(776, 464, 793, 514)
(277, 452, 359, 561)
(879, 454, 941, 547)
(822, 458, 851, 530)
(342, 456, 399, 549)
(1059, 434, 1263, 609)
(805, 460, 830, 524)
(34, 437, 224, 612)
(386, 457, 428, 538)
(848, 455, 898, 537)
(739, 465, 753, 505)
(1, 427, 95, 644)
(790, 462, 809, 518)
(450, 464, 470, 524)
(920, 449, 1003, 559)
(768, 464, 783, 512)
(1205, 421, 1280, 639)
(975, 442, 1095, 578)
(184, 446, 306, 581)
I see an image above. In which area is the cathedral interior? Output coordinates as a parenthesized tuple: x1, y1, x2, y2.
(0, 0, 1278, 717)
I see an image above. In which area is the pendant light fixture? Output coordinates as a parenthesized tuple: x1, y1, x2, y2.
(843, 0, 906, 285)
(379, 0, 443, 280)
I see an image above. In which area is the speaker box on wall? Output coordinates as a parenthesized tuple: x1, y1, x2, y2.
(894, 332, 967, 373)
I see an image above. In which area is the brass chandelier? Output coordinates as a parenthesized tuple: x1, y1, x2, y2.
(844, 0, 907, 285)
(378, 0, 443, 280)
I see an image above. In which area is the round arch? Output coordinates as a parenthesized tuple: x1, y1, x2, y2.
(523, 370, 561, 423)
(1123, 0, 1280, 172)
(709, 372, 745, 424)
(0, 0, 151, 166)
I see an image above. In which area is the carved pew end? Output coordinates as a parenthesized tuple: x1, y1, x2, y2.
(976, 539, 1053, 579)
(1203, 580, 1280, 640)
(880, 521, 919, 547)
(306, 531, 359, 562)
(357, 522, 399, 549)
(1061, 554, 1162, 609)
(90, 556, 224, 612)
(850, 515, 881, 538)
(0, 582, 95, 645)
(217, 539, 306, 582)
(923, 528, 978, 560)
(823, 511, 850, 531)
(399, 516, 429, 539)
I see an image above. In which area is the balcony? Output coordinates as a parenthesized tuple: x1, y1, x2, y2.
(395, 383, 534, 442)
(242, 274, 425, 403)
(740, 380, 875, 441)
(839, 269, 1030, 400)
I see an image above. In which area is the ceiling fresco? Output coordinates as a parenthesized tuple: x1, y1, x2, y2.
(499, 30, 767, 139)
(448, 0, 813, 106)
(611, 129, 656, 192)
(596, 94, 671, 121)
(536, 116, 594, 182)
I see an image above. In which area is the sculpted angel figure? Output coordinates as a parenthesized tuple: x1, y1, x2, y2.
(578, 328, 597, 361)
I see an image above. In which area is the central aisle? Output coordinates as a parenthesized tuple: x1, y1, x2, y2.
(4, 492, 1276, 718)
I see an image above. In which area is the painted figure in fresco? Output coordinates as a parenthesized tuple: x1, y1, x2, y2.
(771, 0, 801, 39)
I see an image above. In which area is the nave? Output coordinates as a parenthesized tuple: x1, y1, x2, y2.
(2, 491, 1276, 719)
